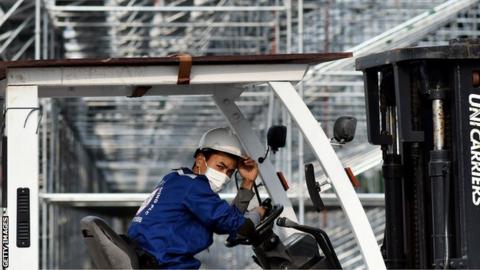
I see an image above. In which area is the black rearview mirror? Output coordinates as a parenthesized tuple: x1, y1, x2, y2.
(267, 125, 286, 153)
(333, 116, 357, 144)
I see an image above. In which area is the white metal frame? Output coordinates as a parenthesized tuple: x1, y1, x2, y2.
(5, 85, 39, 269)
(1, 62, 385, 269)
(270, 81, 385, 269)
(212, 88, 298, 231)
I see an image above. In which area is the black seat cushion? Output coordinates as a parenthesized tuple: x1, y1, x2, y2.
(80, 216, 140, 269)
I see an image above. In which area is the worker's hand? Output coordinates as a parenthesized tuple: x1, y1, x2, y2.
(255, 206, 266, 219)
(238, 158, 258, 190)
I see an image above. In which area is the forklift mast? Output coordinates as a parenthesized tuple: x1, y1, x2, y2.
(356, 39, 480, 269)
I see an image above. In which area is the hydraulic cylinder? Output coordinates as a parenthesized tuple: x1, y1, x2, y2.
(382, 153, 405, 268)
(429, 98, 451, 268)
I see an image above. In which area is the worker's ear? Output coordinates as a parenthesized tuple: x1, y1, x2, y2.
(194, 152, 206, 170)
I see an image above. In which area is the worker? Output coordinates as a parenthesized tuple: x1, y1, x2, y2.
(127, 127, 266, 269)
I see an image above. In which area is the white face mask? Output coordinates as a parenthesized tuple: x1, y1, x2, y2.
(203, 158, 231, 193)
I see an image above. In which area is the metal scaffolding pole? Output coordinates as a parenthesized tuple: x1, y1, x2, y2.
(48, 5, 287, 12)
(35, 0, 41, 60)
(0, 0, 25, 28)
(297, 0, 305, 225)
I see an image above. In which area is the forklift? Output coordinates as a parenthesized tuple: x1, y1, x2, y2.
(79, 40, 480, 269)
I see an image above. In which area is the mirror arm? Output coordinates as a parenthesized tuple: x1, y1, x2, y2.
(258, 146, 270, 163)
(252, 181, 262, 205)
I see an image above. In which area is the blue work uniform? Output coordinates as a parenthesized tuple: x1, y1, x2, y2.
(127, 168, 246, 269)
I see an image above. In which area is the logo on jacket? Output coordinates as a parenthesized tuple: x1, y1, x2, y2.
(134, 179, 165, 222)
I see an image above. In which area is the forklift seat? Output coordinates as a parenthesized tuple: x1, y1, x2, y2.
(80, 216, 139, 269)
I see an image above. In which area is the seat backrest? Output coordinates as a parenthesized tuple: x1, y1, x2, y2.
(80, 216, 139, 269)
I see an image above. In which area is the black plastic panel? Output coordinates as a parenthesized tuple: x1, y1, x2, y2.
(17, 188, 30, 248)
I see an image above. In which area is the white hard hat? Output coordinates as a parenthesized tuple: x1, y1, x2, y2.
(197, 127, 245, 159)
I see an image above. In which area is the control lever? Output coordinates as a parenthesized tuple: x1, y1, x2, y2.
(276, 217, 296, 227)
(277, 217, 342, 269)
(305, 163, 326, 211)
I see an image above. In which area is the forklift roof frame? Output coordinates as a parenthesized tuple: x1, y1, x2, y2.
(0, 53, 385, 269)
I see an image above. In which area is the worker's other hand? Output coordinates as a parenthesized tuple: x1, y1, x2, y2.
(238, 158, 258, 190)
(255, 206, 266, 219)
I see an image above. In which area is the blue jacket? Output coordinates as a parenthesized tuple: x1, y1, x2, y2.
(127, 168, 246, 269)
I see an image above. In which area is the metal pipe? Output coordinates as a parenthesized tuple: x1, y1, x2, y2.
(54, 205, 59, 268)
(285, 0, 292, 53)
(35, 0, 41, 60)
(48, 5, 287, 12)
(0, 0, 25, 29)
(53, 21, 276, 28)
(11, 37, 34, 61)
(287, 114, 292, 182)
(274, 0, 280, 53)
(432, 99, 445, 151)
(48, 205, 53, 269)
(267, 92, 275, 133)
(297, 0, 305, 224)
(429, 96, 451, 268)
(298, 83, 305, 224)
(42, 8, 49, 59)
(0, 15, 34, 55)
(48, 102, 57, 269)
(41, 99, 48, 270)
(386, 106, 398, 154)
(49, 21, 55, 58)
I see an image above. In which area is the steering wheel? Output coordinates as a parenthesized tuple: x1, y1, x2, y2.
(225, 200, 284, 247)
(255, 203, 284, 233)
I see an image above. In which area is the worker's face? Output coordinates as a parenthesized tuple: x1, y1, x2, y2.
(196, 152, 238, 177)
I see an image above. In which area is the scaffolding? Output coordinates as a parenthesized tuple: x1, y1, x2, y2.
(1, 0, 480, 268)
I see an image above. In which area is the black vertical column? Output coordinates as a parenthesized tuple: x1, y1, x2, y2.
(382, 153, 406, 268)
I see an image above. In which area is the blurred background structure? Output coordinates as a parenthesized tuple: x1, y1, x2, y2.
(1, 0, 479, 268)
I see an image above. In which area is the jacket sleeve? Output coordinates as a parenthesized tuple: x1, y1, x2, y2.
(183, 181, 246, 235)
(231, 188, 255, 213)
